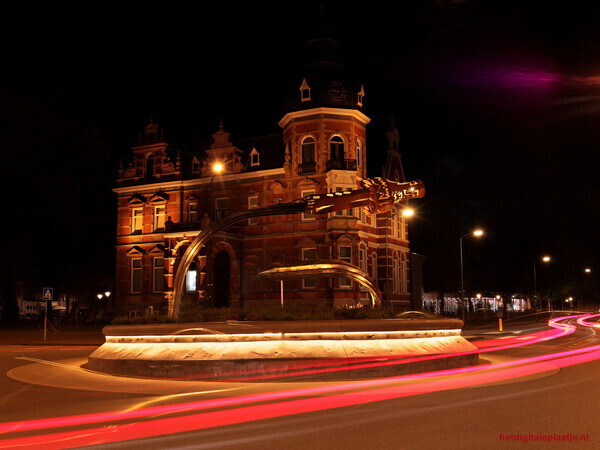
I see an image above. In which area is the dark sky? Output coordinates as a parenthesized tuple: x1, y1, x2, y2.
(2, 2, 599, 301)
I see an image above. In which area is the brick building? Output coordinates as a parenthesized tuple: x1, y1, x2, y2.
(112, 33, 415, 317)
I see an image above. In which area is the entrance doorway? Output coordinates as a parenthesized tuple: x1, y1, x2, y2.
(213, 251, 230, 308)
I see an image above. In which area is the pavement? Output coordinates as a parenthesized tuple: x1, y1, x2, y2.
(0, 316, 553, 347)
(0, 324, 106, 346)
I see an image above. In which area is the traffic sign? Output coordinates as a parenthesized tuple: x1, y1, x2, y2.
(42, 287, 53, 301)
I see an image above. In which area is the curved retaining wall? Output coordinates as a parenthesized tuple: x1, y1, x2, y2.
(86, 319, 479, 380)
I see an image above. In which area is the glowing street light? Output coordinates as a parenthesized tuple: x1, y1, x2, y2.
(401, 208, 414, 218)
(459, 228, 485, 322)
(533, 255, 552, 311)
(212, 162, 224, 174)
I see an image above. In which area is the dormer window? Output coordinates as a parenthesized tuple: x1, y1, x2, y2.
(357, 84, 365, 107)
(145, 154, 155, 179)
(191, 156, 201, 175)
(250, 147, 260, 166)
(300, 78, 311, 102)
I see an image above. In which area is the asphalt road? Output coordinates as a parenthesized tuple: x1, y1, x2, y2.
(0, 315, 599, 449)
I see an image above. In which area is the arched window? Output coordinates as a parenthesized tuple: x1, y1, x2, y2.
(356, 139, 363, 167)
(300, 137, 316, 174)
(301, 136, 315, 162)
(329, 136, 344, 162)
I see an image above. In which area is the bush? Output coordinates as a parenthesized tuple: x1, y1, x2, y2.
(111, 305, 400, 325)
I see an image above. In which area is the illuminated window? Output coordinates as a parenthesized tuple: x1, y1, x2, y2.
(356, 139, 362, 167)
(301, 137, 315, 163)
(334, 187, 354, 216)
(302, 248, 317, 288)
(153, 205, 166, 230)
(191, 157, 201, 175)
(392, 254, 399, 293)
(300, 78, 311, 102)
(215, 197, 230, 221)
(186, 262, 197, 292)
(339, 246, 351, 287)
(248, 196, 259, 225)
(301, 190, 315, 221)
(357, 84, 365, 107)
(153, 257, 164, 292)
(371, 253, 378, 281)
(131, 258, 142, 293)
(330, 136, 345, 162)
(131, 208, 143, 234)
(250, 148, 260, 166)
(400, 252, 408, 293)
(188, 202, 199, 223)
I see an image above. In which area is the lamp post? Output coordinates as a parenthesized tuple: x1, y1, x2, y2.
(533, 255, 551, 311)
(459, 229, 484, 323)
(385, 207, 415, 308)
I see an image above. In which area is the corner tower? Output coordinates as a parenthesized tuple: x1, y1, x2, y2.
(279, 24, 369, 181)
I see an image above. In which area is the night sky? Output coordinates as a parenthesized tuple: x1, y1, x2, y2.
(2, 2, 599, 304)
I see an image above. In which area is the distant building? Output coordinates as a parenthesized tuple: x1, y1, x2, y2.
(112, 31, 415, 317)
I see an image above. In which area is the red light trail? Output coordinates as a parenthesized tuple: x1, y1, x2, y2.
(1, 314, 598, 449)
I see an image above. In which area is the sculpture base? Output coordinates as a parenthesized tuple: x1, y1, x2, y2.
(86, 319, 479, 381)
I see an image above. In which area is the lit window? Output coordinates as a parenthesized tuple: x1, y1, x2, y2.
(356, 139, 362, 167)
(188, 202, 199, 223)
(248, 196, 259, 225)
(153, 205, 166, 230)
(400, 253, 408, 293)
(333, 187, 354, 216)
(153, 257, 164, 292)
(371, 253, 378, 281)
(301, 137, 315, 163)
(330, 136, 345, 162)
(302, 248, 317, 289)
(186, 262, 197, 292)
(301, 190, 316, 221)
(191, 157, 201, 175)
(250, 148, 260, 166)
(131, 258, 142, 293)
(215, 197, 230, 221)
(393, 255, 399, 293)
(300, 78, 311, 102)
(131, 208, 143, 233)
(339, 246, 352, 287)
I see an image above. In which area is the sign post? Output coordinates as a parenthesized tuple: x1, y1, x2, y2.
(42, 288, 53, 341)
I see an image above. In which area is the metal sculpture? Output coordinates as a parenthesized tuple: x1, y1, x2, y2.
(259, 260, 382, 307)
(169, 178, 424, 319)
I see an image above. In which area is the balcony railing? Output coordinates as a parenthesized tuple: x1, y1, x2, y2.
(326, 159, 357, 171)
(298, 161, 317, 174)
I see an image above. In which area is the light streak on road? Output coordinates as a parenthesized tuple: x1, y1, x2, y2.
(0, 314, 597, 449)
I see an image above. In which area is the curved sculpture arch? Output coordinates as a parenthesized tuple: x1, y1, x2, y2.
(259, 260, 382, 307)
(170, 201, 307, 319)
(170, 178, 425, 319)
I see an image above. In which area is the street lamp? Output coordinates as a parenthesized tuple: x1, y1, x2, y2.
(533, 255, 551, 311)
(212, 162, 224, 174)
(385, 206, 416, 307)
(459, 228, 484, 322)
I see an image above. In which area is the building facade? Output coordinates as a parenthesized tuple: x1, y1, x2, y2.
(112, 34, 414, 317)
